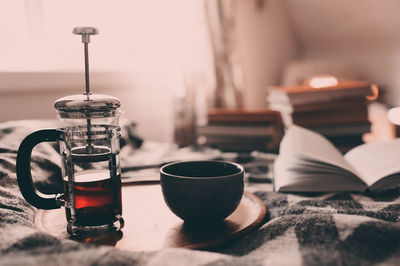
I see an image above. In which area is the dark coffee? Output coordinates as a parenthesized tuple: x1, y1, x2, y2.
(63, 170, 122, 226)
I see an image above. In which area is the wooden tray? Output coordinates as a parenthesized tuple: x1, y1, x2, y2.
(35, 183, 266, 251)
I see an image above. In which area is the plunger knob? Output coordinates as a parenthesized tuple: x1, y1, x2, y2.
(73, 26, 99, 43)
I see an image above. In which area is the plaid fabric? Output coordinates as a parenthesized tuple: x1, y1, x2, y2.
(1, 120, 400, 266)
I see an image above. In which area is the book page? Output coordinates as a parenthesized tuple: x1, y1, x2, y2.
(281, 125, 359, 175)
(344, 139, 400, 187)
(274, 155, 366, 192)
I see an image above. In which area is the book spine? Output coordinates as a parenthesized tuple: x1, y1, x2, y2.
(268, 99, 368, 114)
(307, 123, 371, 137)
(198, 124, 283, 151)
(207, 111, 282, 124)
(291, 107, 369, 126)
(268, 86, 372, 106)
(197, 124, 275, 137)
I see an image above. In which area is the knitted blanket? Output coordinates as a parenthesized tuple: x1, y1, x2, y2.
(1, 120, 400, 266)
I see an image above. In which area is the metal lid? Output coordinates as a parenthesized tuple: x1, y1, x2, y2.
(54, 93, 121, 118)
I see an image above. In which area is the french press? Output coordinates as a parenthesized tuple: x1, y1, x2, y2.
(16, 27, 124, 235)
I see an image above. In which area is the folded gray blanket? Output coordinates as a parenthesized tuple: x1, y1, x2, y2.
(1, 120, 400, 266)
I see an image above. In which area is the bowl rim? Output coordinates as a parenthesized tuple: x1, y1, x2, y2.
(160, 160, 244, 180)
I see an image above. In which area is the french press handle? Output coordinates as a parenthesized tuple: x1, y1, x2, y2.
(16, 129, 62, 210)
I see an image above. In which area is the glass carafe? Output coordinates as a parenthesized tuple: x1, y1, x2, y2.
(16, 93, 124, 235)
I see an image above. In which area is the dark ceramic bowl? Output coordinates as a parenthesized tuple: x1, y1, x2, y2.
(160, 160, 244, 224)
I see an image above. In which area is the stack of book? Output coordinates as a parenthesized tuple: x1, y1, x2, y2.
(197, 109, 284, 153)
(266, 80, 375, 153)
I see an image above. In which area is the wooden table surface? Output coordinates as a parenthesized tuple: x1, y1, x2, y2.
(35, 183, 266, 251)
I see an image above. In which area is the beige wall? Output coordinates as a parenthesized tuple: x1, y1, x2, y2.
(0, 0, 211, 143)
(233, 0, 400, 107)
(283, 0, 400, 106)
(0, 72, 175, 142)
(234, 0, 300, 109)
(4, 0, 400, 142)
(1, 0, 348, 140)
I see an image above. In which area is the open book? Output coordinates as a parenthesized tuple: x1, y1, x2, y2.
(274, 125, 400, 192)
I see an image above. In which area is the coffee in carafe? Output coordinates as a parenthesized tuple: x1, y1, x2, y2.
(63, 170, 122, 226)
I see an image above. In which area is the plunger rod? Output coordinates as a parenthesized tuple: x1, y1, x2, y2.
(73, 27, 99, 151)
(83, 40, 92, 149)
(84, 42, 90, 96)
(72, 26, 99, 97)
